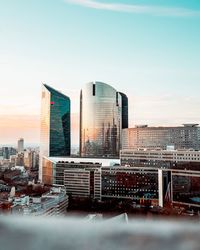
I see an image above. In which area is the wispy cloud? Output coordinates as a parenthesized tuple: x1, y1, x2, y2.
(64, 0, 200, 17)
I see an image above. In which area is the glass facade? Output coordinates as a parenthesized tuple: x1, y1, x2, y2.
(42, 157, 55, 185)
(172, 170, 200, 207)
(40, 84, 70, 180)
(80, 82, 126, 157)
(119, 92, 128, 129)
(101, 167, 159, 201)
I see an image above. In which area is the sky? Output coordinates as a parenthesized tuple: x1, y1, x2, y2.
(0, 0, 200, 146)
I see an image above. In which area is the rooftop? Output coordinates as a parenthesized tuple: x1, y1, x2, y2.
(44, 156, 120, 167)
(130, 124, 200, 129)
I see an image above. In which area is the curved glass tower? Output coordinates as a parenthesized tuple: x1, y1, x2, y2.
(80, 82, 127, 157)
(40, 84, 71, 180)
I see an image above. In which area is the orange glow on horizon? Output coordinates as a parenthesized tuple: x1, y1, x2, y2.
(0, 114, 79, 145)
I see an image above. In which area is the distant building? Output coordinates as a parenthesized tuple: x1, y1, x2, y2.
(24, 150, 39, 170)
(15, 152, 24, 166)
(122, 124, 200, 150)
(3, 169, 21, 182)
(40, 84, 71, 181)
(80, 81, 128, 157)
(17, 138, 24, 153)
(0, 147, 16, 160)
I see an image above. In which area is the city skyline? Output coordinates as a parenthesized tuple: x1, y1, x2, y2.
(0, 0, 200, 144)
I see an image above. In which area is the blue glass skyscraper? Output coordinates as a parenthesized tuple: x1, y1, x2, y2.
(40, 84, 71, 181)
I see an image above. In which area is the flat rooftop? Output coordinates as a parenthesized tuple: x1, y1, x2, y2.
(44, 157, 120, 167)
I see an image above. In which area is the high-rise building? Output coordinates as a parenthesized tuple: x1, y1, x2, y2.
(122, 124, 200, 150)
(40, 84, 71, 180)
(80, 81, 128, 157)
(0, 147, 16, 160)
(17, 138, 24, 153)
(119, 92, 128, 129)
(24, 150, 39, 170)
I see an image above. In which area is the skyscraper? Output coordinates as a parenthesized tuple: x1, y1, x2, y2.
(40, 84, 71, 180)
(119, 92, 128, 129)
(17, 138, 24, 152)
(80, 81, 128, 157)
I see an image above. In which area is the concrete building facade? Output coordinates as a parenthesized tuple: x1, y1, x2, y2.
(122, 124, 200, 150)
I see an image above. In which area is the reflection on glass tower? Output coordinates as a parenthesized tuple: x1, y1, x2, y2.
(80, 82, 128, 157)
(40, 84, 71, 179)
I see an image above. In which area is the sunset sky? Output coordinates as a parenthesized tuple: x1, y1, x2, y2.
(0, 0, 200, 146)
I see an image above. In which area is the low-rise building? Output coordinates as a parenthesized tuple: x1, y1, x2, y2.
(64, 167, 101, 200)
(42, 156, 119, 185)
(101, 167, 160, 204)
(120, 149, 200, 170)
(40, 155, 200, 210)
(11, 185, 68, 216)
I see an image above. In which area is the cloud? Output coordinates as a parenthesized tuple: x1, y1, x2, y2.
(64, 0, 200, 17)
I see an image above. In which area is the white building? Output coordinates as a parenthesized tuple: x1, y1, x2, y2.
(17, 138, 24, 153)
(120, 148, 200, 166)
(11, 185, 68, 216)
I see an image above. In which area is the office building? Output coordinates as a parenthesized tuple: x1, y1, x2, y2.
(121, 149, 200, 208)
(122, 124, 200, 150)
(158, 168, 200, 208)
(80, 81, 128, 157)
(42, 156, 119, 186)
(170, 169, 200, 208)
(41, 155, 200, 209)
(42, 156, 159, 203)
(17, 138, 24, 153)
(120, 148, 200, 170)
(101, 167, 160, 204)
(0, 147, 17, 160)
(119, 92, 128, 129)
(40, 84, 71, 180)
(24, 150, 39, 170)
(15, 152, 24, 166)
(64, 167, 101, 200)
